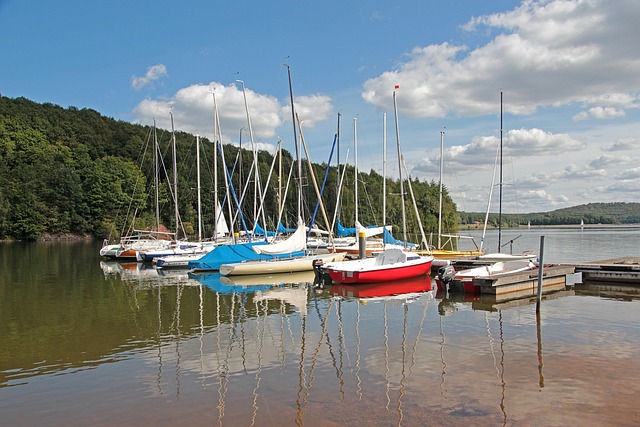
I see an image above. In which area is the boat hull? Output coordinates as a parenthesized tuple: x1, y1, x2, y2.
(220, 252, 346, 276)
(327, 257, 433, 284)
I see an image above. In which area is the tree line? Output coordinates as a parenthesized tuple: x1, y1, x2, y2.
(0, 96, 459, 243)
(459, 202, 640, 227)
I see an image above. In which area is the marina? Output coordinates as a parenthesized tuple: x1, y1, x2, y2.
(1, 226, 639, 426)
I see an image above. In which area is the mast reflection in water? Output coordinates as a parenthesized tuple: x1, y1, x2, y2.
(0, 239, 639, 426)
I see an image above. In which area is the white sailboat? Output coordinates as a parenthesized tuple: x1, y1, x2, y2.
(478, 92, 536, 262)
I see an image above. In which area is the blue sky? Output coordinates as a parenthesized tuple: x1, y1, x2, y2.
(2, 0, 640, 213)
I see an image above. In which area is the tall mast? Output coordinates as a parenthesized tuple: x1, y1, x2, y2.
(383, 113, 387, 245)
(211, 91, 218, 241)
(153, 120, 160, 232)
(438, 130, 444, 249)
(212, 91, 236, 241)
(237, 79, 266, 234)
(196, 135, 202, 242)
(336, 113, 341, 222)
(354, 117, 358, 226)
(170, 112, 179, 239)
(498, 91, 503, 252)
(393, 88, 408, 248)
(278, 137, 282, 219)
(286, 64, 302, 220)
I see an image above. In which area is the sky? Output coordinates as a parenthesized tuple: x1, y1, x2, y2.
(2, 0, 640, 214)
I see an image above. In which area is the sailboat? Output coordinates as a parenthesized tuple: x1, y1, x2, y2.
(100, 121, 177, 260)
(435, 93, 537, 292)
(192, 68, 342, 273)
(422, 130, 484, 263)
(323, 87, 434, 284)
(331, 116, 412, 256)
(477, 93, 536, 262)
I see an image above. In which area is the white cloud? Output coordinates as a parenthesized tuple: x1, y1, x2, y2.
(588, 154, 633, 169)
(132, 82, 333, 144)
(418, 127, 584, 169)
(603, 137, 640, 151)
(131, 64, 167, 90)
(282, 94, 333, 128)
(362, 0, 640, 119)
(614, 167, 640, 180)
(573, 106, 626, 121)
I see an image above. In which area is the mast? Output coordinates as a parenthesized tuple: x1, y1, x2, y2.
(278, 137, 282, 220)
(354, 117, 358, 226)
(196, 135, 202, 242)
(336, 113, 341, 223)
(393, 88, 408, 248)
(438, 130, 444, 249)
(383, 113, 387, 248)
(154, 120, 160, 232)
(286, 64, 302, 221)
(211, 92, 218, 241)
(170, 112, 179, 239)
(237, 79, 267, 236)
(498, 91, 503, 252)
(212, 91, 236, 241)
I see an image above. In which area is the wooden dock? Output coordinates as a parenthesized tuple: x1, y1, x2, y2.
(572, 257, 640, 284)
(472, 264, 575, 296)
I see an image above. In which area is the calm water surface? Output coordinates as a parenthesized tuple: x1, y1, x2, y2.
(1, 227, 639, 426)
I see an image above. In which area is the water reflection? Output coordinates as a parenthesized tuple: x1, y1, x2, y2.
(2, 242, 639, 426)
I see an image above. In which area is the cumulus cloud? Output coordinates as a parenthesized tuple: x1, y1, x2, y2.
(589, 154, 633, 169)
(425, 127, 584, 168)
(282, 94, 333, 128)
(603, 137, 640, 151)
(614, 167, 640, 180)
(131, 64, 167, 90)
(132, 82, 333, 144)
(362, 0, 640, 119)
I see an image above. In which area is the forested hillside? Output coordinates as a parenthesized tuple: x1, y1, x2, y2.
(0, 96, 457, 241)
(459, 202, 640, 227)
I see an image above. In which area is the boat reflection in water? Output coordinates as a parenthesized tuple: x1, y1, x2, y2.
(100, 260, 198, 287)
(329, 274, 434, 300)
(6, 245, 635, 427)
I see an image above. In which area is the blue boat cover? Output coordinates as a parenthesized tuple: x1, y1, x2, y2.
(336, 220, 356, 237)
(253, 223, 276, 236)
(187, 241, 304, 271)
(383, 227, 416, 247)
(277, 221, 297, 234)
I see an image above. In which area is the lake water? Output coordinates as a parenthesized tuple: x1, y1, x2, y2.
(1, 226, 639, 426)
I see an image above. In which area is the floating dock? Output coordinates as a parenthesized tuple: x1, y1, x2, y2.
(471, 264, 576, 296)
(572, 257, 640, 284)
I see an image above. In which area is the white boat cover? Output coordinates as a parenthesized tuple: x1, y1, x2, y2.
(252, 218, 307, 255)
(355, 220, 392, 238)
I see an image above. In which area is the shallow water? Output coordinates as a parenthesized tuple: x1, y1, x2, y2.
(1, 227, 639, 426)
